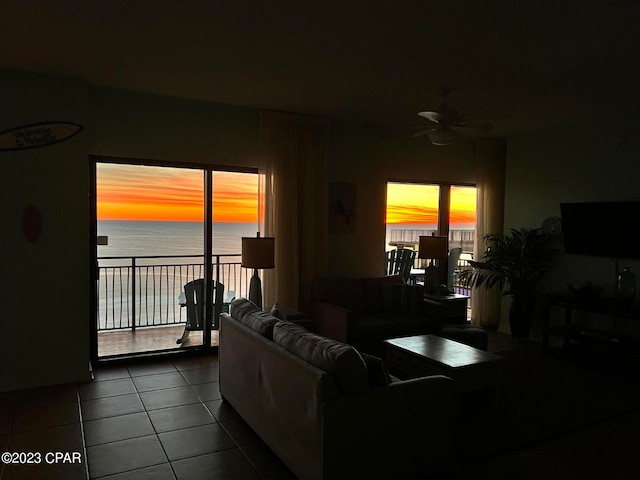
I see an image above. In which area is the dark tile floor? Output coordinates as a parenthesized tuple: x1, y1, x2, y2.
(4, 331, 639, 479)
(0, 354, 296, 480)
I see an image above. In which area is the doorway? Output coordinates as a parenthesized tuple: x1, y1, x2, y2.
(90, 157, 258, 360)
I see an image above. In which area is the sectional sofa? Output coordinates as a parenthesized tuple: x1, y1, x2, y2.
(219, 298, 457, 480)
(312, 275, 444, 355)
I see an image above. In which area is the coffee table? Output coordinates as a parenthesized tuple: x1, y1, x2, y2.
(384, 334, 505, 408)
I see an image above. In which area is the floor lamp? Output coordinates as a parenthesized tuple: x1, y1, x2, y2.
(418, 235, 448, 294)
(241, 233, 275, 309)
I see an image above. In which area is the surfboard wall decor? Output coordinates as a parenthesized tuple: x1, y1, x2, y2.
(0, 122, 83, 151)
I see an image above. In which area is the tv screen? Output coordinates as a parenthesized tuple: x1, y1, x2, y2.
(560, 201, 640, 259)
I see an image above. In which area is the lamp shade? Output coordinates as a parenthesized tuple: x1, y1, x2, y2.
(241, 236, 275, 269)
(418, 235, 448, 259)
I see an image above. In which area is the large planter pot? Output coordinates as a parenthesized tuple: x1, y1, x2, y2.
(509, 295, 534, 339)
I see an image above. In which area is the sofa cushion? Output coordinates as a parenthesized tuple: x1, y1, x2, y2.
(230, 298, 279, 339)
(360, 352, 392, 387)
(361, 275, 405, 312)
(272, 321, 369, 394)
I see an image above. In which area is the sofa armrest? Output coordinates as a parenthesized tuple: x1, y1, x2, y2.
(313, 301, 354, 343)
(322, 375, 457, 479)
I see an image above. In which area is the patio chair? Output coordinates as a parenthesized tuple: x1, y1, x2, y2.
(177, 278, 225, 344)
(386, 248, 417, 283)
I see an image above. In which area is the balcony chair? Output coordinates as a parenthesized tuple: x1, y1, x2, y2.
(447, 247, 463, 292)
(177, 278, 225, 344)
(386, 248, 417, 283)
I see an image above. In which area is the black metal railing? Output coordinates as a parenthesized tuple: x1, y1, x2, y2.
(97, 254, 250, 331)
(452, 255, 473, 296)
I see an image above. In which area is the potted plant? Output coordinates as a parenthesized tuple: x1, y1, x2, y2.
(459, 227, 557, 338)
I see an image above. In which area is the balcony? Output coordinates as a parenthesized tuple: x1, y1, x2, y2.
(97, 254, 250, 357)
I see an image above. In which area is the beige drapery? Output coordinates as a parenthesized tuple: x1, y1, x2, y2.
(258, 110, 329, 312)
(470, 139, 506, 329)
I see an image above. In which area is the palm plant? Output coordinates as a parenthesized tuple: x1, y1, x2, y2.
(459, 227, 557, 337)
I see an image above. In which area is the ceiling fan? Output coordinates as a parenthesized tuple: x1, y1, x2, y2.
(414, 87, 493, 145)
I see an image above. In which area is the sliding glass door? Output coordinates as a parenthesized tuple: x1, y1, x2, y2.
(385, 181, 477, 302)
(91, 158, 258, 360)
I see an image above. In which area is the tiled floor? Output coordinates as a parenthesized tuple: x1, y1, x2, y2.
(4, 331, 638, 479)
(0, 354, 295, 480)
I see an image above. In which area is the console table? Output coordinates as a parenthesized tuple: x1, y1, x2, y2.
(543, 292, 640, 352)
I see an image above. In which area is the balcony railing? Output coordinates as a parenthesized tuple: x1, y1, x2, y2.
(97, 254, 251, 332)
(98, 251, 475, 334)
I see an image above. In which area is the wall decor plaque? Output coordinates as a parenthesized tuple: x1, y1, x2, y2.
(329, 182, 356, 234)
(0, 122, 83, 151)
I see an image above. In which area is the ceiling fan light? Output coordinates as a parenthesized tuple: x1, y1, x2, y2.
(428, 128, 458, 145)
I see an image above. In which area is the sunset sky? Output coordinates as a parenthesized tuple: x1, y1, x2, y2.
(97, 164, 258, 222)
(97, 165, 476, 226)
(386, 183, 476, 225)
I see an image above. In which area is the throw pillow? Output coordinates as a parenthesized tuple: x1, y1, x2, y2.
(272, 321, 369, 394)
(360, 352, 392, 387)
(240, 310, 280, 339)
(229, 298, 279, 339)
(391, 284, 425, 314)
(269, 302, 285, 320)
(403, 284, 426, 314)
(229, 297, 260, 318)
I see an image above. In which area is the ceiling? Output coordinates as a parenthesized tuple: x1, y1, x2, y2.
(3, 1, 640, 138)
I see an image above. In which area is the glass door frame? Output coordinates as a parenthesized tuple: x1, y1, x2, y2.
(89, 155, 256, 364)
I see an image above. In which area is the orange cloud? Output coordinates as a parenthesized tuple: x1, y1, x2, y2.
(386, 182, 476, 225)
(97, 164, 258, 222)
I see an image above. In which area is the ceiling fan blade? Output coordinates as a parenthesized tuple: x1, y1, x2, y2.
(412, 128, 433, 138)
(417, 111, 442, 124)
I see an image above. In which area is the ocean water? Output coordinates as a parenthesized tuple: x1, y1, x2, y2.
(97, 220, 258, 259)
(95, 220, 474, 331)
(96, 220, 259, 330)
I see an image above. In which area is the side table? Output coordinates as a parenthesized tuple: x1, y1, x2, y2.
(424, 293, 469, 323)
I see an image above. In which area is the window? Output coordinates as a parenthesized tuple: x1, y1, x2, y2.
(385, 181, 477, 297)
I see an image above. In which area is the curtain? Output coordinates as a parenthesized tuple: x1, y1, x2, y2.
(471, 139, 506, 330)
(259, 110, 329, 312)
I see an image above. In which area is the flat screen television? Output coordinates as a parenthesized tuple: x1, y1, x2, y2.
(560, 201, 640, 259)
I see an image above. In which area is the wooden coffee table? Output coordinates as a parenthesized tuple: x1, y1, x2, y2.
(384, 334, 505, 408)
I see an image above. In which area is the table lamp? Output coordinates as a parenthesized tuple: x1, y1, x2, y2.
(241, 232, 275, 309)
(418, 235, 448, 293)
